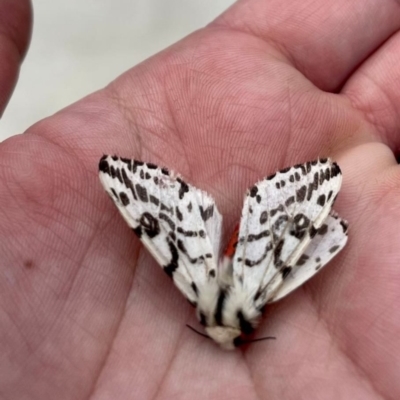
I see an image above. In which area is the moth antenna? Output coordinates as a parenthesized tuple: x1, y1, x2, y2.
(235, 335, 276, 347)
(247, 336, 276, 343)
(186, 324, 210, 339)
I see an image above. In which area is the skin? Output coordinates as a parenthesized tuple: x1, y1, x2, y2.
(1, 0, 400, 398)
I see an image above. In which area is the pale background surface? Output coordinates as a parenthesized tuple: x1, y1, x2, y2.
(0, 0, 234, 141)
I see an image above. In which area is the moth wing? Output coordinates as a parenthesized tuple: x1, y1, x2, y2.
(99, 155, 222, 304)
(267, 211, 348, 302)
(231, 159, 344, 307)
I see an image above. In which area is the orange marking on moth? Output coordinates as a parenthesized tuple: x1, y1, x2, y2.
(224, 224, 240, 258)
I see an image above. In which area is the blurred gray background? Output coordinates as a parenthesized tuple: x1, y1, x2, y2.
(0, 0, 235, 141)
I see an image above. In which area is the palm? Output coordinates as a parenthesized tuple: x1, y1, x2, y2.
(1, 1, 400, 399)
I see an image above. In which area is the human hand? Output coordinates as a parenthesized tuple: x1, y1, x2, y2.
(1, 0, 400, 398)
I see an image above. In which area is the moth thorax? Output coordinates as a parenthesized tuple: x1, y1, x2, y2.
(205, 326, 241, 350)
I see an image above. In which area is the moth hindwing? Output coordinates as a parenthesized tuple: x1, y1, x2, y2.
(99, 156, 348, 350)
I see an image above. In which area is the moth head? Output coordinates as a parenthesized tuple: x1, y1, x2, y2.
(205, 326, 241, 350)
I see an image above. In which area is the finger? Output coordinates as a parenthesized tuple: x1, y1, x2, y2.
(342, 31, 400, 153)
(0, 0, 32, 116)
(214, 0, 400, 91)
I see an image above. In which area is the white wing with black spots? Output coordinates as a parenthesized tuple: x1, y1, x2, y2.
(267, 210, 348, 302)
(99, 155, 222, 305)
(231, 159, 344, 308)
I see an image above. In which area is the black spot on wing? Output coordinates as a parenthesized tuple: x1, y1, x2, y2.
(110, 188, 118, 200)
(319, 167, 332, 184)
(273, 239, 284, 267)
(149, 195, 160, 206)
(164, 240, 179, 277)
(99, 156, 110, 174)
(132, 226, 142, 238)
(307, 172, 319, 201)
(281, 266, 292, 279)
(317, 194, 326, 206)
(121, 168, 138, 200)
(249, 186, 258, 197)
(253, 290, 262, 302)
(329, 245, 340, 253)
(296, 185, 307, 202)
(247, 230, 270, 242)
(119, 192, 130, 206)
(290, 213, 310, 239)
(285, 196, 295, 207)
(177, 227, 198, 237)
(177, 178, 189, 199)
(135, 184, 148, 202)
(270, 204, 284, 217)
(159, 212, 176, 231)
(318, 224, 328, 235)
(325, 167, 331, 181)
(199, 205, 214, 221)
(160, 203, 174, 215)
(309, 225, 318, 238)
(294, 163, 307, 175)
(110, 166, 123, 183)
(331, 163, 341, 177)
(296, 254, 309, 266)
(140, 212, 160, 238)
(168, 231, 176, 241)
(273, 215, 289, 232)
(340, 220, 348, 233)
(293, 213, 310, 230)
(259, 211, 268, 224)
(176, 207, 183, 221)
(191, 282, 199, 296)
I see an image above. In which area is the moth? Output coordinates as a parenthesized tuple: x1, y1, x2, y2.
(99, 156, 348, 349)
